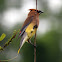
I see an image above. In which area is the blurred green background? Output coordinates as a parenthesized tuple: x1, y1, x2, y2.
(0, 0, 62, 62)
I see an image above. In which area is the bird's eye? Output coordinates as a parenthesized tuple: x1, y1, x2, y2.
(35, 10, 36, 11)
(30, 10, 32, 11)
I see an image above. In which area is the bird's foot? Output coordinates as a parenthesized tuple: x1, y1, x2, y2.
(28, 39, 37, 48)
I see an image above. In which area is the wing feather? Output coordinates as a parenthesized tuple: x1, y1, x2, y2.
(17, 16, 34, 40)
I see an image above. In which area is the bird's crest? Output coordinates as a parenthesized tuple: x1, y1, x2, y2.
(29, 9, 39, 11)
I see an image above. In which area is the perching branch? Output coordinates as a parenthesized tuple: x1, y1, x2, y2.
(34, 0, 37, 62)
(34, 32, 36, 62)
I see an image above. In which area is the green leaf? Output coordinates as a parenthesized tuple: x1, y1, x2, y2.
(0, 46, 4, 51)
(0, 33, 6, 41)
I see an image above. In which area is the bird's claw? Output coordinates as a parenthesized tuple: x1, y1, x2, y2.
(28, 39, 37, 48)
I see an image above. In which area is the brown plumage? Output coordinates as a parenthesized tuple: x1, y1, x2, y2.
(18, 9, 43, 54)
(21, 9, 40, 29)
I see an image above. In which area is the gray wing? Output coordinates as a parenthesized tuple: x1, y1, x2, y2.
(19, 32, 27, 49)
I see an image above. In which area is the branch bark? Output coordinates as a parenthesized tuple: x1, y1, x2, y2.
(34, 32, 36, 62)
(34, 0, 37, 62)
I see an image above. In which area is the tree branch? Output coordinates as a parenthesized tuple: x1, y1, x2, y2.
(34, 0, 37, 62)
(34, 32, 36, 62)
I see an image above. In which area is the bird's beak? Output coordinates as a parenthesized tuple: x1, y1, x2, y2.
(38, 10, 43, 15)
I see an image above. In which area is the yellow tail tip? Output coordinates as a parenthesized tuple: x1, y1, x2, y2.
(18, 48, 20, 54)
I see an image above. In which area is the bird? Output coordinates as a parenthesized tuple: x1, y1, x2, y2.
(17, 9, 43, 54)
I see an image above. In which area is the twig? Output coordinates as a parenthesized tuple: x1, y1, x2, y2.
(34, 32, 36, 62)
(34, 0, 37, 62)
(36, 0, 37, 10)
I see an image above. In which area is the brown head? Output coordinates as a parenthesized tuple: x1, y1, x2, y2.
(28, 9, 43, 17)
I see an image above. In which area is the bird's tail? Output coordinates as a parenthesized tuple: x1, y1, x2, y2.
(17, 32, 28, 54)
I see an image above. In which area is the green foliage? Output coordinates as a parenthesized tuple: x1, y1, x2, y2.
(0, 33, 6, 41)
(0, 29, 20, 51)
(0, 33, 6, 51)
(0, 46, 4, 51)
(3, 29, 20, 48)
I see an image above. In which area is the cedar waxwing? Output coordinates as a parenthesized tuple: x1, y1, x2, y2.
(18, 9, 43, 54)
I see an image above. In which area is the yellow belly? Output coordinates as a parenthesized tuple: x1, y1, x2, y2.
(25, 23, 37, 39)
